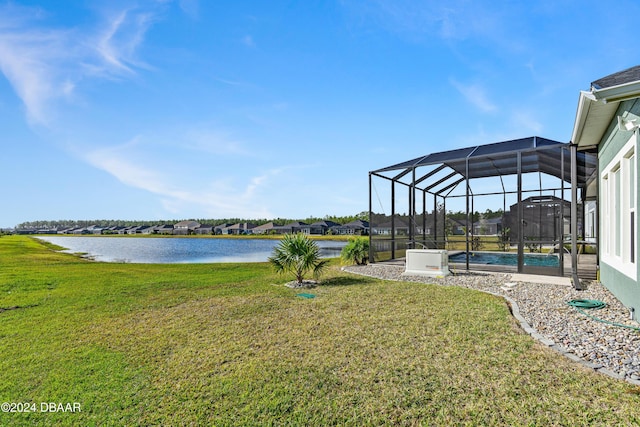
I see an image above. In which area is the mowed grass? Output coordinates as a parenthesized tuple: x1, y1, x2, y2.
(0, 236, 639, 426)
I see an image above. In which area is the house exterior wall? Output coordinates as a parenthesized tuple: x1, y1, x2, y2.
(598, 100, 640, 319)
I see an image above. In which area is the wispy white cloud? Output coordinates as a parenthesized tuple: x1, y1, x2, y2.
(510, 110, 543, 134)
(450, 78, 497, 113)
(182, 128, 252, 156)
(0, 14, 73, 125)
(0, 3, 163, 126)
(82, 138, 284, 218)
(93, 8, 156, 76)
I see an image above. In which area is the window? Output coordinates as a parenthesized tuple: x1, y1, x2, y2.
(628, 153, 635, 263)
(614, 166, 621, 257)
(602, 174, 609, 255)
(601, 136, 637, 278)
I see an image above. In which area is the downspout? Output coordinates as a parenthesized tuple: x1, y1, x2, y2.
(571, 144, 584, 289)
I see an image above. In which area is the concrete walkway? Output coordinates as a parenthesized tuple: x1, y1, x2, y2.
(509, 273, 572, 286)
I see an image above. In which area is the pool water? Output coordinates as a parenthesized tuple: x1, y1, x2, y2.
(448, 251, 560, 268)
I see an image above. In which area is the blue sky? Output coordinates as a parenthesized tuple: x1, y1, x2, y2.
(1, 0, 639, 228)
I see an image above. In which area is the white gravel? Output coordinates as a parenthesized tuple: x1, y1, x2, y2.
(342, 264, 640, 383)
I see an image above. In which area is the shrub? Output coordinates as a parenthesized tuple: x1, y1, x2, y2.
(341, 237, 369, 265)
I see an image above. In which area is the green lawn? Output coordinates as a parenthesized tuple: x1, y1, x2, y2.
(0, 235, 638, 426)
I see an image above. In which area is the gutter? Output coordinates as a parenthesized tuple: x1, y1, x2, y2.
(592, 80, 640, 104)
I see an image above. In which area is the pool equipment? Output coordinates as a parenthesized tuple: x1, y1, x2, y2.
(403, 249, 450, 277)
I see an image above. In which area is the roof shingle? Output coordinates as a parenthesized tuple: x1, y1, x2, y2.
(591, 65, 640, 89)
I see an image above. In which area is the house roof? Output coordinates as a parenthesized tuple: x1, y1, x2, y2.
(310, 220, 340, 227)
(342, 219, 369, 228)
(282, 221, 308, 227)
(591, 65, 640, 90)
(174, 220, 201, 228)
(252, 222, 277, 231)
(573, 65, 640, 148)
(226, 222, 255, 230)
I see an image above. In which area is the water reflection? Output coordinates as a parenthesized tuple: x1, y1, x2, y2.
(37, 236, 346, 264)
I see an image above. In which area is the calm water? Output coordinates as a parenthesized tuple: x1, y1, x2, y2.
(37, 236, 346, 264)
(448, 251, 560, 267)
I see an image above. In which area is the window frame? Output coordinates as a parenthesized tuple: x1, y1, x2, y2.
(600, 135, 637, 279)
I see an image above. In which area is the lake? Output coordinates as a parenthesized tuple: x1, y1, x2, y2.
(36, 236, 347, 264)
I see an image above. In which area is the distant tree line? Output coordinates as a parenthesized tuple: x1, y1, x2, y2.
(14, 212, 370, 230)
(446, 209, 505, 222)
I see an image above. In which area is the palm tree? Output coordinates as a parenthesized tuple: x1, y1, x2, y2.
(269, 233, 329, 285)
(340, 237, 369, 265)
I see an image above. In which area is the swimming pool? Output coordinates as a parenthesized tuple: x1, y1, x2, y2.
(448, 251, 560, 268)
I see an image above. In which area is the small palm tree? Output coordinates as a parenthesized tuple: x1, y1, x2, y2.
(340, 237, 369, 265)
(269, 233, 329, 284)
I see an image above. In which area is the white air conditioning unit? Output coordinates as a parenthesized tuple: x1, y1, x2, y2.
(402, 249, 450, 277)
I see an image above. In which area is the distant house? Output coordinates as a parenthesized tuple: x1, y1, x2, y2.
(251, 222, 278, 235)
(138, 225, 155, 234)
(154, 224, 174, 235)
(173, 220, 201, 235)
(473, 217, 503, 236)
(30, 228, 58, 234)
(214, 223, 234, 235)
(124, 226, 139, 235)
(132, 225, 154, 234)
(371, 219, 407, 236)
(194, 225, 214, 235)
(274, 221, 308, 234)
(85, 225, 104, 235)
(222, 222, 256, 235)
(447, 218, 469, 235)
(309, 220, 341, 235)
(101, 226, 122, 234)
(124, 226, 136, 235)
(335, 219, 369, 236)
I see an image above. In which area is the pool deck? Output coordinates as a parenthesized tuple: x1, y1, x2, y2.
(381, 252, 597, 282)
